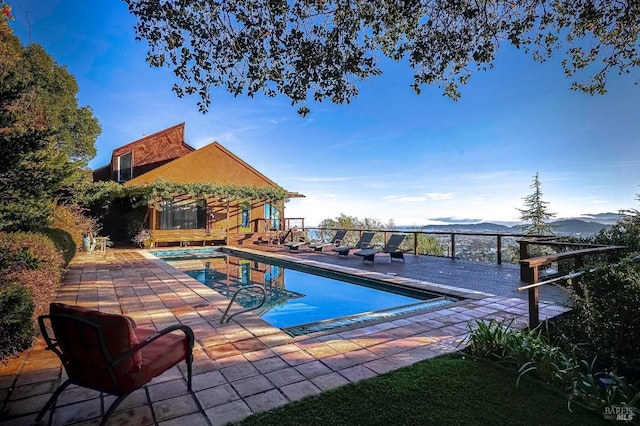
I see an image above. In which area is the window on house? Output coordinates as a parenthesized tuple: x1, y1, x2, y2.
(117, 152, 132, 182)
(241, 203, 251, 229)
(264, 203, 281, 230)
(238, 260, 251, 285)
(159, 199, 206, 230)
(265, 265, 281, 285)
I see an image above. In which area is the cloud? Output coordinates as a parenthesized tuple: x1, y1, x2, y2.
(196, 131, 245, 148)
(424, 192, 454, 200)
(428, 217, 484, 224)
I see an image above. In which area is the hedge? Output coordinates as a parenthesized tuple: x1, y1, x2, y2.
(0, 232, 65, 360)
(42, 227, 76, 266)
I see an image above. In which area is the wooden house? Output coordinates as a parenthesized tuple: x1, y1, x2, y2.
(93, 123, 302, 247)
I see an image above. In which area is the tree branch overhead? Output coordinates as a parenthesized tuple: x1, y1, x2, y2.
(124, 0, 640, 115)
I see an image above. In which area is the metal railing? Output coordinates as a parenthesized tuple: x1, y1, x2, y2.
(280, 225, 627, 328)
(220, 285, 267, 324)
(298, 227, 543, 265)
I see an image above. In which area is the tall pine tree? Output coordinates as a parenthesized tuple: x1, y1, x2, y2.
(516, 172, 557, 236)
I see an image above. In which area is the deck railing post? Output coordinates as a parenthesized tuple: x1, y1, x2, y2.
(497, 235, 502, 265)
(413, 231, 418, 255)
(528, 266, 540, 328)
(519, 239, 529, 260)
(450, 233, 456, 259)
(571, 256, 584, 290)
(519, 240, 533, 282)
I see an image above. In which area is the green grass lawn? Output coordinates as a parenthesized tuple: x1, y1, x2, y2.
(238, 354, 607, 426)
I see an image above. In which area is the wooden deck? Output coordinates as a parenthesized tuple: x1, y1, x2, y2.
(249, 245, 569, 305)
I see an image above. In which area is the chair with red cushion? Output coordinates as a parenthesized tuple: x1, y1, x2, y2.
(36, 303, 194, 426)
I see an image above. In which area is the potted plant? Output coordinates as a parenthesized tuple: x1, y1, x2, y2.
(132, 229, 153, 248)
(82, 234, 92, 252)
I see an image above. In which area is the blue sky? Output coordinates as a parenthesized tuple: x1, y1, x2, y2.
(10, 0, 640, 226)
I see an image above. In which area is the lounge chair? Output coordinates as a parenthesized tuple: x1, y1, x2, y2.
(332, 231, 375, 257)
(354, 234, 407, 263)
(308, 229, 348, 252)
(283, 235, 309, 252)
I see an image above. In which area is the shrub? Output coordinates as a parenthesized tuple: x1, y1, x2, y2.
(0, 232, 65, 360)
(590, 209, 640, 255)
(51, 203, 99, 248)
(126, 217, 148, 243)
(568, 358, 640, 415)
(465, 319, 640, 416)
(0, 246, 41, 272)
(41, 227, 76, 266)
(464, 318, 513, 360)
(561, 257, 640, 380)
(0, 232, 64, 322)
(0, 280, 34, 360)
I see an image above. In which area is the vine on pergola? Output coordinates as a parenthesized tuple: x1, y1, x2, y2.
(131, 179, 290, 209)
(79, 179, 291, 213)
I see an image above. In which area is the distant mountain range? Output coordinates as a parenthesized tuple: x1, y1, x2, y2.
(400, 213, 622, 236)
(573, 212, 622, 225)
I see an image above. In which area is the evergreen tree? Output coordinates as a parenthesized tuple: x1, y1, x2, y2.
(0, 12, 99, 231)
(19, 44, 100, 165)
(516, 173, 557, 236)
(0, 72, 70, 230)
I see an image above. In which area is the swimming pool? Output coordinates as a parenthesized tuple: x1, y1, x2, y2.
(152, 248, 455, 336)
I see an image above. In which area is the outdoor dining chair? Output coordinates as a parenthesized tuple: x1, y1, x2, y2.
(36, 303, 194, 426)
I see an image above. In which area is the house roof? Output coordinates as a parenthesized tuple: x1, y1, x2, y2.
(124, 142, 282, 189)
(112, 122, 195, 169)
(93, 123, 195, 178)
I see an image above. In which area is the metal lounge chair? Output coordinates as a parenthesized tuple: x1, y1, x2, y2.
(354, 233, 407, 263)
(283, 235, 309, 252)
(308, 229, 348, 252)
(36, 303, 194, 426)
(332, 231, 376, 257)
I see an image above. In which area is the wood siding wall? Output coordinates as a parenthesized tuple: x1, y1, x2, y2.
(150, 197, 283, 247)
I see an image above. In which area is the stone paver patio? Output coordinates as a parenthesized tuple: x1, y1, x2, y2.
(0, 248, 568, 426)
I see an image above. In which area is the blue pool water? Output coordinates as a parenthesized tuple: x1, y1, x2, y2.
(152, 248, 453, 335)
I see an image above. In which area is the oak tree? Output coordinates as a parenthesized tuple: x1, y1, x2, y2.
(125, 0, 640, 115)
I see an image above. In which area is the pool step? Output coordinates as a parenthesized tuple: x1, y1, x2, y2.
(283, 297, 453, 337)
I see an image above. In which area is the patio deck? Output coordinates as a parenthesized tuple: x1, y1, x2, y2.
(0, 247, 569, 426)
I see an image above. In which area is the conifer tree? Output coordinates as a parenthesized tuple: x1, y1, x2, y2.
(516, 173, 557, 236)
(0, 10, 99, 230)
